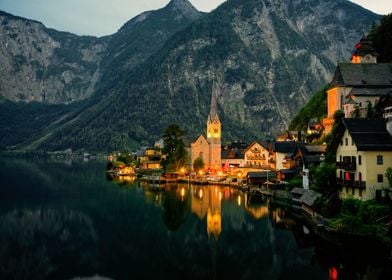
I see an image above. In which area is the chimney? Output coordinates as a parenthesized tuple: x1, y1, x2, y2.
(384, 106, 392, 136)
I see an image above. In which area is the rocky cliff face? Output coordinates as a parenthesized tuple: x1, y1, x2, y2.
(0, 0, 381, 151)
(0, 11, 108, 104)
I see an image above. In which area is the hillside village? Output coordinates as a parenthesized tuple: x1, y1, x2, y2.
(112, 36, 392, 205)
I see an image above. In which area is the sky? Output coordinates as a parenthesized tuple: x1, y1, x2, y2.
(0, 0, 391, 37)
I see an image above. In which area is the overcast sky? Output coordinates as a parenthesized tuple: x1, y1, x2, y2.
(0, 0, 391, 37)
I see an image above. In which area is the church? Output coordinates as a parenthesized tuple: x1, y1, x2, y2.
(322, 36, 392, 134)
(190, 86, 222, 173)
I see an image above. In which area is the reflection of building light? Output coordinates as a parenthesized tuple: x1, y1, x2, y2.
(180, 167, 185, 174)
(218, 171, 222, 176)
(237, 195, 241, 206)
(219, 192, 222, 201)
(198, 189, 203, 199)
(181, 187, 185, 198)
(199, 170, 204, 175)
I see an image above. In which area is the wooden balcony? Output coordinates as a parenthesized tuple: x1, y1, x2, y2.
(336, 161, 356, 171)
(337, 178, 366, 189)
(246, 155, 266, 160)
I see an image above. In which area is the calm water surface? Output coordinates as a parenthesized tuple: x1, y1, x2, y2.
(0, 158, 391, 280)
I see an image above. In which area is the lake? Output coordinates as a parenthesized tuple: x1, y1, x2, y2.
(0, 157, 390, 280)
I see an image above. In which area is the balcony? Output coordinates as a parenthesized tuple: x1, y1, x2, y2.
(337, 178, 366, 189)
(246, 155, 266, 160)
(336, 161, 356, 171)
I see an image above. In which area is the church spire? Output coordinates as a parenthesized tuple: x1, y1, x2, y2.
(209, 82, 219, 121)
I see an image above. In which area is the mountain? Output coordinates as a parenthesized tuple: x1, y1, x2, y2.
(0, 0, 202, 150)
(0, 0, 380, 152)
(0, 11, 108, 104)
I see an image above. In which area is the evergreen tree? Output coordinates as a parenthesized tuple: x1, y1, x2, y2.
(369, 13, 392, 62)
(161, 124, 188, 172)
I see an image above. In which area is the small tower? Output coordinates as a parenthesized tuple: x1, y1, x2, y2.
(351, 36, 378, 64)
(206, 83, 222, 171)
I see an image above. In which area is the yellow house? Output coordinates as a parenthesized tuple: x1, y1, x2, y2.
(332, 118, 392, 200)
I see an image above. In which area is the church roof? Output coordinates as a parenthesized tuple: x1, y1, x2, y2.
(329, 63, 392, 88)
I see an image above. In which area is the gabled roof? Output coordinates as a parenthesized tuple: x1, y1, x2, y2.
(191, 134, 208, 145)
(291, 188, 322, 207)
(331, 118, 392, 151)
(244, 141, 270, 154)
(329, 63, 392, 88)
(274, 141, 297, 154)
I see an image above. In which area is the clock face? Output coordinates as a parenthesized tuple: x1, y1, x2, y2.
(365, 54, 371, 61)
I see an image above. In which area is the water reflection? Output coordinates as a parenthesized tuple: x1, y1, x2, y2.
(0, 158, 391, 280)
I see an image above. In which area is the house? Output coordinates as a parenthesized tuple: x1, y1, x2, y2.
(273, 141, 297, 172)
(247, 171, 276, 187)
(243, 141, 271, 169)
(138, 147, 162, 170)
(295, 144, 326, 189)
(330, 116, 392, 200)
(291, 187, 322, 218)
(191, 84, 221, 173)
(323, 36, 392, 134)
(221, 141, 247, 168)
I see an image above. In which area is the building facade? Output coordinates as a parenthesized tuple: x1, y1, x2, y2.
(332, 118, 392, 200)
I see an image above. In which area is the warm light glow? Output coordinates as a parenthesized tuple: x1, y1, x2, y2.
(219, 192, 222, 201)
(237, 172, 242, 178)
(199, 170, 204, 175)
(198, 189, 203, 199)
(237, 195, 241, 206)
(180, 167, 185, 174)
(218, 171, 222, 176)
(181, 187, 185, 198)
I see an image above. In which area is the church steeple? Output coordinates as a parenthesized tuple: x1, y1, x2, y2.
(208, 82, 220, 123)
(351, 36, 378, 64)
(206, 82, 221, 171)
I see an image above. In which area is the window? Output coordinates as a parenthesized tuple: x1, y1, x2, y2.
(377, 174, 383, 183)
(345, 138, 348, 146)
(340, 141, 343, 146)
(340, 155, 342, 162)
(340, 170, 343, 179)
(376, 155, 383, 165)
(358, 155, 362, 165)
(359, 189, 362, 197)
(352, 139, 354, 146)
(358, 172, 362, 182)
